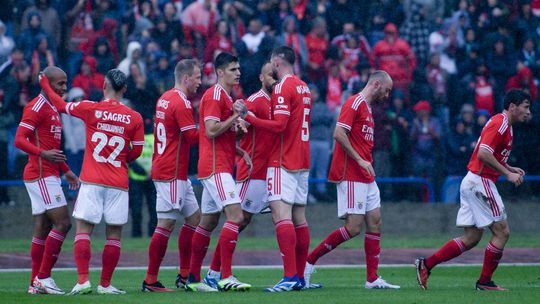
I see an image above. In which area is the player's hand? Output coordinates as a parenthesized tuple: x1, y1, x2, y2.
(241, 149, 253, 170)
(509, 166, 525, 176)
(64, 170, 80, 190)
(357, 158, 375, 177)
(236, 118, 248, 133)
(40, 149, 67, 163)
(506, 172, 523, 187)
(233, 99, 247, 118)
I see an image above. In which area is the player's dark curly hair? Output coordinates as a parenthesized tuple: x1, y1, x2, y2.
(105, 69, 127, 92)
(271, 45, 295, 65)
(504, 89, 531, 110)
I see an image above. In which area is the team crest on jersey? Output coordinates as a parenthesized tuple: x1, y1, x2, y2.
(55, 194, 62, 202)
(95, 110, 103, 119)
(229, 191, 235, 199)
(356, 201, 363, 209)
(245, 199, 252, 207)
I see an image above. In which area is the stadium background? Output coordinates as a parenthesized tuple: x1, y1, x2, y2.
(0, 1, 539, 302)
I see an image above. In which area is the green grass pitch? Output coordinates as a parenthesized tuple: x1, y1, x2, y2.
(1, 266, 539, 304)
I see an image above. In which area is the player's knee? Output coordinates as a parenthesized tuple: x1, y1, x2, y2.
(229, 213, 244, 225)
(344, 224, 362, 237)
(55, 218, 72, 234)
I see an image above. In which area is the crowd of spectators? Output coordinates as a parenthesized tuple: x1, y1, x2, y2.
(1, 0, 540, 204)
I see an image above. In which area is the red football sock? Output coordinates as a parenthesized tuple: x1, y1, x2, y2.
(145, 227, 171, 284)
(210, 242, 221, 273)
(74, 233, 91, 284)
(178, 224, 196, 278)
(100, 239, 121, 287)
(276, 219, 297, 278)
(307, 227, 351, 265)
(365, 232, 381, 283)
(37, 230, 65, 279)
(479, 242, 504, 284)
(295, 223, 310, 279)
(426, 238, 467, 270)
(189, 226, 212, 282)
(219, 221, 239, 278)
(30, 236, 45, 285)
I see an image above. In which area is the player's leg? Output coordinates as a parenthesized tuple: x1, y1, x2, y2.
(70, 219, 95, 295)
(29, 214, 51, 293)
(364, 206, 399, 289)
(96, 224, 125, 294)
(143, 218, 175, 292)
(477, 220, 509, 290)
(177, 184, 200, 288)
(293, 172, 310, 286)
(26, 177, 70, 294)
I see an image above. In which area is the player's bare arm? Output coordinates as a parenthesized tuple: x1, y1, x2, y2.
(204, 111, 242, 139)
(39, 75, 68, 112)
(334, 125, 375, 177)
(505, 164, 525, 176)
(64, 170, 80, 190)
(478, 147, 522, 186)
(40, 149, 67, 163)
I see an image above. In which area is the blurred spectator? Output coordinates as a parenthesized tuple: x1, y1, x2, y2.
(150, 53, 174, 94)
(271, 0, 294, 35)
(305, 17, 328, 85)
(222, 1, 246, 44)
(475, 109, 491, 133)
(400, 1, 431, 67)
(486, 39, 517, 111)
(458, 103, 476, 137)
(205, 19, 233, 63)
(152, 17, 175, 53)
(309, 85, 333, 201)
(72, 56, 105, 100)
(403, 0, 444, 25)
(162, 2, 184, 42)
(370, 23, 416, 98)
(237, 27, 274, 95)
(426, 52, 449, 131)
(372, 94, 392, 199)
(21, 0, 61, 46)
(387, 90, 413, 178)
(325, 63, 344, 113)
(118, 41, 146, 76)
(410, 100, 442, 199)
(331, 22, 370, 60)
(443, 118, 476, 203)
(61, 87, 86, 175)
(125, 62, 159, 121)
(17, 12, 54, 62)
(30, 34, 55, 82)
(277, 16, 308, 75)
(506, 64, 538, 101)
(519, 36, 540, 78)
(81, 17, 119, 65)
(92, 0, 121, 28)
(461, 61, 496, 116)
(92, 37, 115, 75)
(0, 21, 15, 65)
(241, 18, 266, 54)
(327, 0, 357, 38)
(182, 0, 219, 44)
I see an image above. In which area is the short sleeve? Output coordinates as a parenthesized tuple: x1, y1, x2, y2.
(65, 100, 95, 121)
(272, 81, 291, 117)
(203, 89, 222, 122)
(19, 107, 40, 132)
(131, 115, 145, 146)
(336, 100, 357, 131)
(175, 102, 197, 132)
(478, 120, 502, 154)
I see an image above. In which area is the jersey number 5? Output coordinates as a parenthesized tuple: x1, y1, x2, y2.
(301, 108, 310, 141)
(91, 132, 125, 168)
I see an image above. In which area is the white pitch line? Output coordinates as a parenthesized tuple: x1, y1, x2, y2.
(1, 263, 540, 273)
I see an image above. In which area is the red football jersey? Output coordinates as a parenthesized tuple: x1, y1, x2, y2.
(268, 74, 311, 171)
(328, 93, 375, 183)
(152, 88, 198, 181)
(18, 94, 65, 181)
(198, 84, 237, 179)
(236, 89, 274, 181)
(468, 113, 512, 182)
(64, 99, 144, 190)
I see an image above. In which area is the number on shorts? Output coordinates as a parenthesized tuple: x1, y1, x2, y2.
(267, 177, 273, 191)
(91, 132, 125, 168)
(156, 122, 166, 155)
(301, 108, 310, 141)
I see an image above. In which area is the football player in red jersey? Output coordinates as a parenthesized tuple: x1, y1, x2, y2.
(15, 66, 79, 294)
(142, 59, 202, 292)
(205, 62, 277, 282)
(243, 46, 312, 291)
(416, 89, 530, 291)
(40, 68, 144, 295)
(185, 52, 251, 292)
(303, 71, 400, 290)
